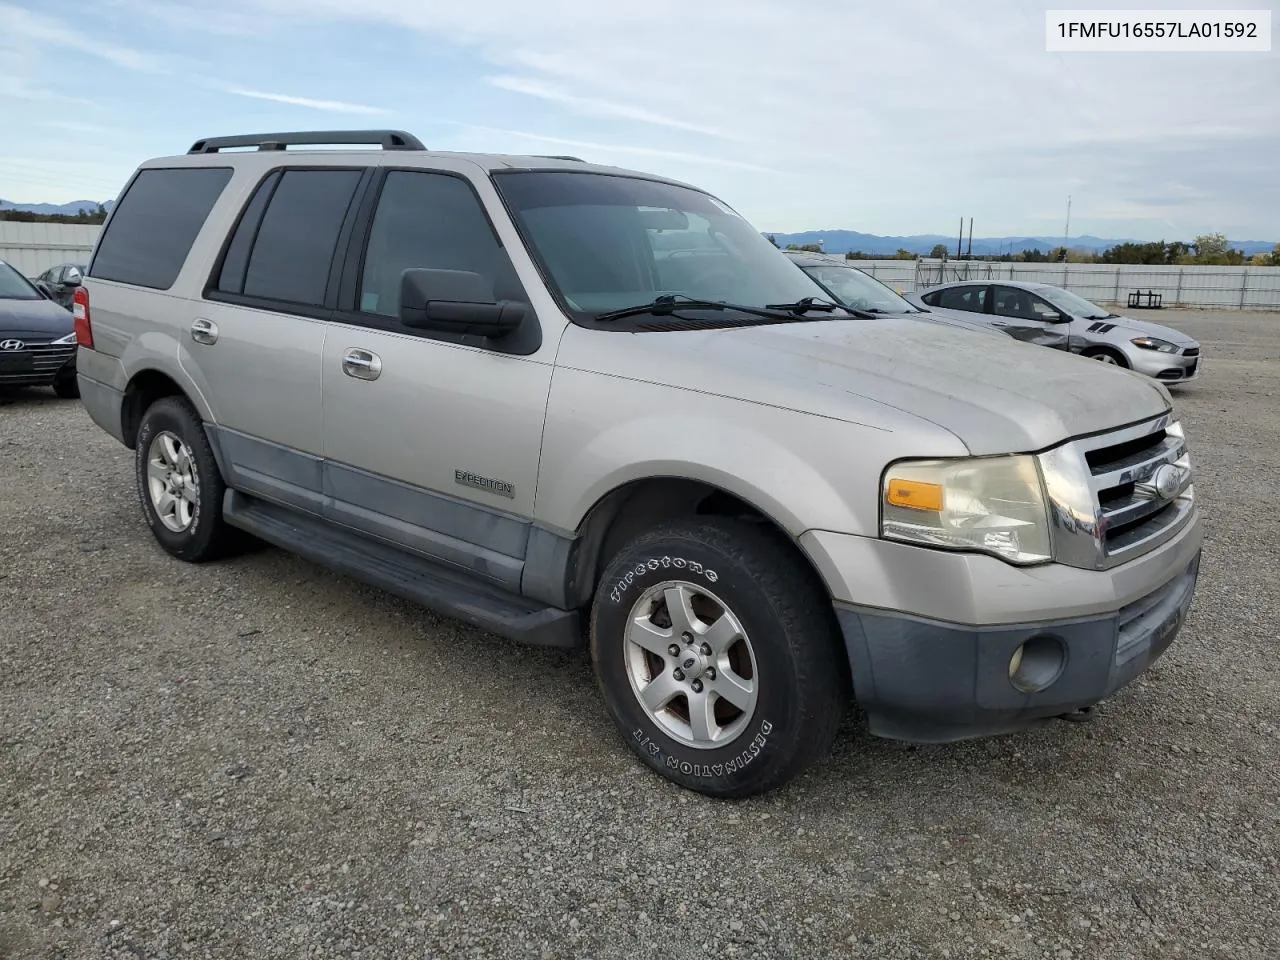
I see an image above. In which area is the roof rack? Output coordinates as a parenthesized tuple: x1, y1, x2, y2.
(187, 130, 426, 154)
(533, 155, 585, 162)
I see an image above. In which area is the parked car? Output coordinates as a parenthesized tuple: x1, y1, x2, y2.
(0, 258, 79, 397)
(32, 262, 87, 310)
(783, 251, 1068, 348)
(906, 280, 1201, 384)
(76, 130, 1201, 798)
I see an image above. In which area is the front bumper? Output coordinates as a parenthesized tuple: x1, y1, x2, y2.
(1128, 347, 1201, 384)
(0, 343, 76, 389)
(834, 550, 1200, 742)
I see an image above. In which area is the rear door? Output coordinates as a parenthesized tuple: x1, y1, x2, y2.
(191, 164, 371, 513)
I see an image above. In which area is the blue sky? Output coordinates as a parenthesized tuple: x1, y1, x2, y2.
(1, 0, 1276, 240)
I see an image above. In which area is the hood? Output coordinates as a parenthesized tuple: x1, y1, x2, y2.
(1100, 314, 1198, 346)
(561, 317, 1171, 455)
(0, 296, 75, 340)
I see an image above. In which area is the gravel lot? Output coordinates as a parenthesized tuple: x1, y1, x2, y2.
(2, 307, 1278, 960)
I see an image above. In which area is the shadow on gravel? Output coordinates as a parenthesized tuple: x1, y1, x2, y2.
(0, 387, 74, 408)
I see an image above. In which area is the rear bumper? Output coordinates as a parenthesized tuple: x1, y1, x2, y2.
(835, 550, 1200, 742)
(78, 373, 127, 444)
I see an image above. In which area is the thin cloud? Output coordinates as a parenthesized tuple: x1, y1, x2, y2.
(0, 3, 167, 73)
(485, 75, 742, 141)
(223, 86, 390, 116)
(449, 123, 777, 174)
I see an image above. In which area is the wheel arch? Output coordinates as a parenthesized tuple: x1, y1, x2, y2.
(564, 475, 842, 622)
(121, 368, 204, 449)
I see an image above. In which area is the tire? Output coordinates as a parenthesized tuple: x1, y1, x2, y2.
(1082, 347, 1128, 367)
(589, 517, 847, 798)
(52, 375, 80, 399)
(134, 396, 239, 562)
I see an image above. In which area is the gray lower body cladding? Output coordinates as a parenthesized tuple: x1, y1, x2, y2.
(836, 550, 1201, 742)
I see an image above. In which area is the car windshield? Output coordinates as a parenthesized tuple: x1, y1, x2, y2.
(802, 264, 918, 313)
(0, 262, 41, 300)
(492, 171, 833, 317)
(1038, 286, 1112, 319)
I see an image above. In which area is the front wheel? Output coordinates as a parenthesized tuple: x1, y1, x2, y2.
(590, 517, 847, 798)
(52, 374, 80, 399)
(1083, 347, 1128, 367)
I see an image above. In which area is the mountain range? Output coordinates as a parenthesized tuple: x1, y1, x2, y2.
(1, 199, 1273, 256)
(0, 199, 116, 216)
(764, 229, 1276, 258)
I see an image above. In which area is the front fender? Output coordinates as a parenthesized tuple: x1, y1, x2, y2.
(534, 368, 967, 539)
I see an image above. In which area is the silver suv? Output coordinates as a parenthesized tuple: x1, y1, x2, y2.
(75, 130, 1202, 797)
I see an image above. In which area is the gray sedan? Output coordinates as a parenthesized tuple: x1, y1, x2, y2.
(783, 252, 1069, 348)
(905, 280, 1201, 384)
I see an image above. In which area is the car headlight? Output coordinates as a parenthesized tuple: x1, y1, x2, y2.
(1131, 336, 1178, 353)
(52, 333, 77, 344)
(881, 455, 1051, 565)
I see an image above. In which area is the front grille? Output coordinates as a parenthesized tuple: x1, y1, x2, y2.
(1038, 412, 1195, 570)
(0, 341, 75, 382)
(1086, 417, 1191, 562)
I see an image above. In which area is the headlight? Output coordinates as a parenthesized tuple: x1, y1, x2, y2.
(52, 333, 77, 344)
(881, 455, 1051, 565)
(1131, 336, 1178, 353)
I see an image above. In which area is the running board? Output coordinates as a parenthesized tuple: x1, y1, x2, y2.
(222, 490, 582, 649)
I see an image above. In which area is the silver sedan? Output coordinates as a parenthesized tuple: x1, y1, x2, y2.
(904, 280, 1201, 385)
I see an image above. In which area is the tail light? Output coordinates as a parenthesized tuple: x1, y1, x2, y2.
(73, 286, 93, 349)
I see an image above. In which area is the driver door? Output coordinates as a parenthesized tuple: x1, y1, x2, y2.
(991, 286, 1071, 350)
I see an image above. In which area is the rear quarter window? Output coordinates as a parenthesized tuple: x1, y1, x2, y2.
(89, 167, 233, 289)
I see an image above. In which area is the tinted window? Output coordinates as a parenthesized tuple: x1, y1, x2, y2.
(216, 171, 279, 294)
(993, 286, 1061, 322)
(241, 169, 362, 306)
(934, 285, 988, 312)
(90, 167, 232, 289)
(359, 171, 509, 317)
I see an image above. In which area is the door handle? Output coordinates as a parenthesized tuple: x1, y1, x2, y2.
(342, 348, 382, 381)
(190, 318, 219, 345)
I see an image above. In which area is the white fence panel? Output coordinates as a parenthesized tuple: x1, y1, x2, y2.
(0, 222, 101, 277)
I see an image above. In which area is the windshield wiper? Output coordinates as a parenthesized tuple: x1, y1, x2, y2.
(766, 296, 876, 320)
(595, 294, 800, 324)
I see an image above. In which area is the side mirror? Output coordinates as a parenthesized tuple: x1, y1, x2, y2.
(398, 268, 526, 338)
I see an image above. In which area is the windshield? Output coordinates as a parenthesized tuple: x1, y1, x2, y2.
(1038, 286, 1111, 319)
(492, 171, 832, 316)
(802, 264, 917, 313)
(0, 262, 41, 300)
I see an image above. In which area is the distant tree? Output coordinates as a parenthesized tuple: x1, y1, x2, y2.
(784, 243, 824, 253)
(0, 209, 107, 224)
(1191, 232, 1231, 265)
(1018, 249, 1051, 262)
(1270, 243, 1280, 266)
(928, 243, 949, 259)
(766, 234, 779, 247)
(892, 248, 917, 260)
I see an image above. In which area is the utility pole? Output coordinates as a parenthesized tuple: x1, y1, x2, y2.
(1062, 195, 1072, 262)
(957, 217, 964, 259)
(966, 217, 973, 258)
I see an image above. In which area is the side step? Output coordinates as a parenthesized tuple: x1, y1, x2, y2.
(223, 490, 582, 648)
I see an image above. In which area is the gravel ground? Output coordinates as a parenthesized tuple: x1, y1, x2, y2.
(2, 308, 1278, 960)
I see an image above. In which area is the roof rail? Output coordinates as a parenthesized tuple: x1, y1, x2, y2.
(187, 130, 426, 154)
(533, 155, 585, 162)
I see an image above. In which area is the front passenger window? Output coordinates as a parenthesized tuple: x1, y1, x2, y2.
(359, 171, 514, 318)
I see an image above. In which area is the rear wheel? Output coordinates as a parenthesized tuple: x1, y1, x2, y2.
(135, 396, 240, 562)
(590, 517, 846, 798)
